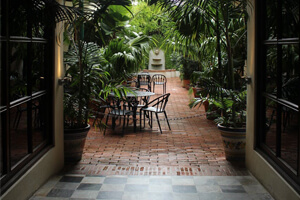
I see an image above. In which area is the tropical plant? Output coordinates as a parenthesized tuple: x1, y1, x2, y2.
(63, 0, 133, 129)
(189, 76, 247, 127)
(64, 42, 107, 128)
(180, 57, 200, 80)
(156, 0, 249, 128)
(103, 32, 152, 81)
(129, 2, 178, 69)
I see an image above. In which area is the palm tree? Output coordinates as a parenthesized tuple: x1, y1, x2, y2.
(103, 33, 152, 81)
(156, 0, 249, 89)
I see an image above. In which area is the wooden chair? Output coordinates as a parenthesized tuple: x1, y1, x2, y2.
(140, 93, 171, 134)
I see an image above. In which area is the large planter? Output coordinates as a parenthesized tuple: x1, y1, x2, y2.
(64, 124, 90, 162)
(217, 124, 246, 161)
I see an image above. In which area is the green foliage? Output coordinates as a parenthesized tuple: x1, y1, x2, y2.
(189, 76, 247, 128)
(128, 2, 177, 69)
(179, 57, 201, 80)
(156, 0, 249, 88)
(211, 90, 247, 127)
(169, 52, 182, 70)
(155, 0, 249, 127)
(190, 69, 213, 86)
(129, 2, 170, 36)
(63, 0, 134, 129)
(103, 33, 152, 80)
(64, 42, 109, 128)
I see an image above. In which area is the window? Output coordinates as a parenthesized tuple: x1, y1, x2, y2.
(0, 0, 54, 194)
(256, 0, 300, 192)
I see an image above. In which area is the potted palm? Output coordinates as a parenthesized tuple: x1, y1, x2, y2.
(189, 76, 247, 160)
(63, 42, 110, 162)
(62, 0, 133, 162)
(188, 70, 212, 112)
(211, 87, 247, 161)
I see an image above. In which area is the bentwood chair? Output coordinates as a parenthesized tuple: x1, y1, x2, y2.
(140, 93, 171, 134)
(104, 96, 138, 136)
(136, 74, 152, 91)
(152, 74, 167, 94)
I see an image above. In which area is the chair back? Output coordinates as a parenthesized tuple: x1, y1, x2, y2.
(137, 74, 151, 89)
(107, 96, 138, 115)
(147, 93, 170, 112)
(152, 74, 167, 85)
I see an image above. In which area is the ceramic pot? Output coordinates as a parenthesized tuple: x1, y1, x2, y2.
(64, 124, 90, 162)
(217, 124, 246, 161)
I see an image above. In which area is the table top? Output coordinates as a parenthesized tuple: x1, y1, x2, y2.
(110, 90, 155, 97)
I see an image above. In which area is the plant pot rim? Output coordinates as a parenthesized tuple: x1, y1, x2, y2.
(217, 123, 246, 132)
(64, 124, 91, 132)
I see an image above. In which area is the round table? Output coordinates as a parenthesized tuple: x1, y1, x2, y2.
(109, 90, 155, 132)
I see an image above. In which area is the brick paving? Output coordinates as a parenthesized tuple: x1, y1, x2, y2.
(64, 77, 248, 176)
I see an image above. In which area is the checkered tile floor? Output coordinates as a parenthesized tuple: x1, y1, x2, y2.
(30, 174, 274, 200)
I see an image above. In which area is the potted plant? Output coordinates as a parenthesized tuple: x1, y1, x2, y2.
(212, 89, 247, 161)
(62, 0, 133, 162)
(188, 71, 202, 98)
(189, 75, 247, 160)
(63, 41, 110, 162)
(188, 68, 219, 117)
(180, 57, 200, 89)
(157, 0, 249, 160)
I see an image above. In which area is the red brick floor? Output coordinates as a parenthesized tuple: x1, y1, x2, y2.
(64, 77, 248, 176)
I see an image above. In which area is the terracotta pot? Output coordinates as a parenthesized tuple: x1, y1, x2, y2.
(64, 124, 90, 162)
(217, 124, 246, 161)
(182, 79, 190, 89)
(203, 100, 209, 112)
(192, 87, 200, 98)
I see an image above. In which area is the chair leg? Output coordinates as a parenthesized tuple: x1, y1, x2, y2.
(133, 110, 137, 132)
(140, 110, 142, 130)
(155, 112, 162, 134)
(163, 111, 171, 130)
(144, 111, 147, 128)
(104, 115, 109, 135)
(111, 117, 115, 130)
(149, 112, 153, 128)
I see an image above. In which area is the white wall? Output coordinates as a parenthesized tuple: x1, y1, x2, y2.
(2, 19, 65, 200)
(142, 69, 180, 78)
(246, 1, 300, 199)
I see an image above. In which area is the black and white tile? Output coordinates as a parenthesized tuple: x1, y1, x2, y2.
(30, 175, 274, 200)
